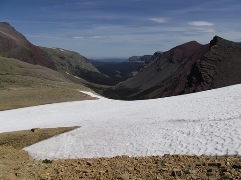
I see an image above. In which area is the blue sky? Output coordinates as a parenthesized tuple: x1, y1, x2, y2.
(0, 0, 241, 59)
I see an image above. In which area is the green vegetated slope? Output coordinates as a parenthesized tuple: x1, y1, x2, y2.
(0, 57, 95, 110)
(40, 47, 118, 86)
(40, 47, 100, 74)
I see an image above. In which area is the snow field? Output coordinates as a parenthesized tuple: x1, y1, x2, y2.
(0, 84, 240, 159)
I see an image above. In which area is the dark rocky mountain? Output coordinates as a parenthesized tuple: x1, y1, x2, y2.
(127, 55, 152, 63)
(184, 36, 241, 93)
(0, 22, 56, 69)
(103, 36, 241, 100)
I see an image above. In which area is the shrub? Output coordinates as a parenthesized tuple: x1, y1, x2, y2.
(42, 159, 52, 164)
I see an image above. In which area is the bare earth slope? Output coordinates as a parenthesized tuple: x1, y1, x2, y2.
(104, 41, 209, 99)
(123, 41, 206, 90)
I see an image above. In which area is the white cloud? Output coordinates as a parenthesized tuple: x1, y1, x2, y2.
(149, 18, 167, 23)
(90, 36, 108, 39)
(73, 36, 84, 39)
(185, 28, 216, 34)
(188, 21, 214, 26)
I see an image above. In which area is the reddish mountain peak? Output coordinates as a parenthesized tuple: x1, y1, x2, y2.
(172, 41, 202, 53)
(0, 22, 56, 69)
(0, 22, 11, 26)
(0, 22, 18, 32)
(0, 22, 15, 28)
(163, 40, 205, 62)
(0, 22, 28, 44)
(182, 40, 201, 46)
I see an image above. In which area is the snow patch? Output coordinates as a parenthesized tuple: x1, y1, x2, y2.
(0, 84, 240, 159)
(65, 72, 83, 80)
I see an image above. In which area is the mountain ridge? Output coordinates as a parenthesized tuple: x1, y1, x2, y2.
(103, 36, 241, 99)
(0, 22, 112, 86)
(184, 36, 241, 93)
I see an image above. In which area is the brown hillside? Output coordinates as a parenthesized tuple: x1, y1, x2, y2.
(105, 41, 209, 99)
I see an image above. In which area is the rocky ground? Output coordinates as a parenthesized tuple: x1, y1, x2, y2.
(0, 127, 241, 180)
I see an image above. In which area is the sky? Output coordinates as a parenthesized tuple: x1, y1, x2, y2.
(0, 0, 241, 59)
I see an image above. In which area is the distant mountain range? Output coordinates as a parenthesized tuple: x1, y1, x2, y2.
(89, 58, 127, 63)
(127, 55, 152, 63)
(104, 36, 241, 99)
(1, 22, 240, 100)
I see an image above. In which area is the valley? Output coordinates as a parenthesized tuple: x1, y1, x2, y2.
(0, 21, 241, 180)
